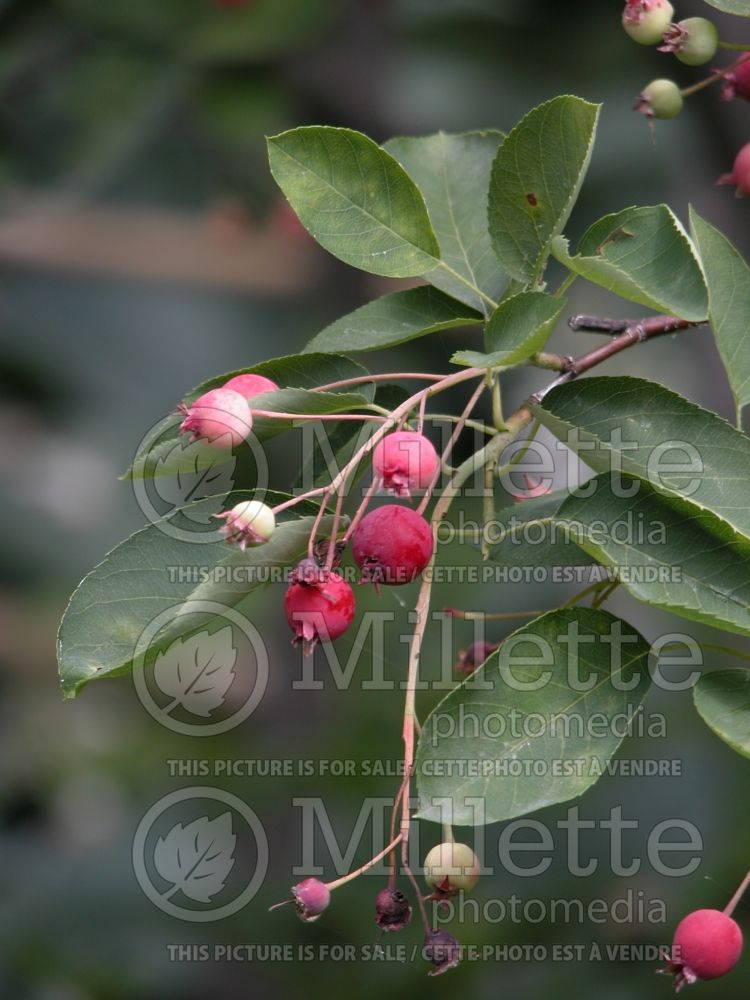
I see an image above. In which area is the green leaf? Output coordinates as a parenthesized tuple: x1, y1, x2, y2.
(533, 376, 750, 541)
(267, 127, 440, 277)
(416, 607, 651, 825)
(57, 493, 335, 698)
(304, 286, 482, 354)
(690, 208, 750, 418)
(694, 670, 750, 758)
(384, 130, 507, 314)
(551, 206, 708, 321)
(556, 475, 750, 638)
(452, 291, 565, 368)
(125, 353, 372, 480)
(487, 488, 598, 569)
(701, 0, 750, 16)
(488, 96, 600, 284)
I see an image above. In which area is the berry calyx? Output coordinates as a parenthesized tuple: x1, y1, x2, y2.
(423, 929, 461, 976)
(454, 640, 499, 675)
(635, 79, 684, 120)
(721, 54, 750, 102)
(374, 887, 412, 931)
(423, 842, 481, 898)
(223, 372, 280, 397)
(372, 431, 440, 497)
(284, 570, 355, 654)
(663, 909, 743, 990)
(718, 143, 750, 198)
(622, 1, 674, 46)
(292, 878, 331, 922)
(178, 387, 252, 448)
(351, 505, 433, 587)
(659, 18, 719, 66)
(214, 500, 276, 548)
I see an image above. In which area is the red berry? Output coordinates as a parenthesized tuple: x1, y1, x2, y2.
(665, 909, 743, 989)
(223, 373, 279, 397)
(178, 387, 252, 448)
(291, 878, 330, 922)
(372, 431, 439, 497)
(718, 143, 750, 198)
(284, 570, 355, 654)
(351, 505, 433, 587)
(722, 54, 750, 102)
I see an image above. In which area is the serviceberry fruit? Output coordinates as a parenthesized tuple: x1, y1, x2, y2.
(635, 78, 683, 120)
(718, 143, 750, 198)
(285, 570, 355, 654)
(351, 505, 433, 587)
(423, 842, 481, 899)
(722, 54, 750, 102)
(423, 929, 461, 976)
(622, 0, 674, 46)
(454, 640, 499, 675)
(374, 887, 412, 931)
(214, 500, 275, 548)
(372, 431, 440, 497)
(178, 387, 252, 448)
(659, 18, 719, 66)
(663, 908, 743, 990)
(292, 878, 331, 922)
(223, 372, 279, 397)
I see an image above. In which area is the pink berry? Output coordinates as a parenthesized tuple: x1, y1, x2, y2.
(374, 887, 412, 932)
(622, 0, 674, 46)
(351, 505, 433, 587)
(178, 387, 252, 448)
(665, 909, 743, 989)
(718, 143, 750, 198)
(223, 372, 279, 397)
(454, 640, 499, 675)
(722, 54, 750, 102)
(291, 878, 330, 922)
(372, 431, 440, 497)
(284, 570, 355, 654)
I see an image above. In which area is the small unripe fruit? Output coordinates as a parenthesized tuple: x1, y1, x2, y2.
(215, 500, 275, 548)
(423, 929, 461, 976)
(374, 887, 412, 931)
(718, 143, 750, 198)
(665, 909, 743, 989)
(352, 505, 433, 587)
(635, 78, 683, 120)
(178, 387, 252, 448)
(722, 54, 750, 102)
(423, 842, 481, 894)
(454, 640, 499, 675)
(372, 431, 440, 497)
(291, 878, 330, 922)
(285, 570, 355, 654)
(659, 18, 719, 66)
(223, 372, 279, 397)
(622, 0, 674, 46)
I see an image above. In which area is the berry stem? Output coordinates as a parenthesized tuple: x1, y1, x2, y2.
(250, 410, 386, 422)
(718, 41, 750, 52)
(324, 833, 404, 892)
(313, 373, 447, 393)
(679, 54, 750, 97)
(724, 869, 750, 918)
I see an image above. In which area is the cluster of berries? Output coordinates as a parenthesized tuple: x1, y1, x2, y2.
(179, 378, 441, 653)
(622, 1, 750, 196)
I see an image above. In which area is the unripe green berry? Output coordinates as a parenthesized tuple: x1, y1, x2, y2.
(622, 0, 674, 46)
(660, 17, 719, 66)
(635, 79, 683, 120)
(423, 842, 481, 893)
(215, 499, 276, 548)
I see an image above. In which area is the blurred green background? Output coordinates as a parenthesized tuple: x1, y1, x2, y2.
(1, 0, 749, 997)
